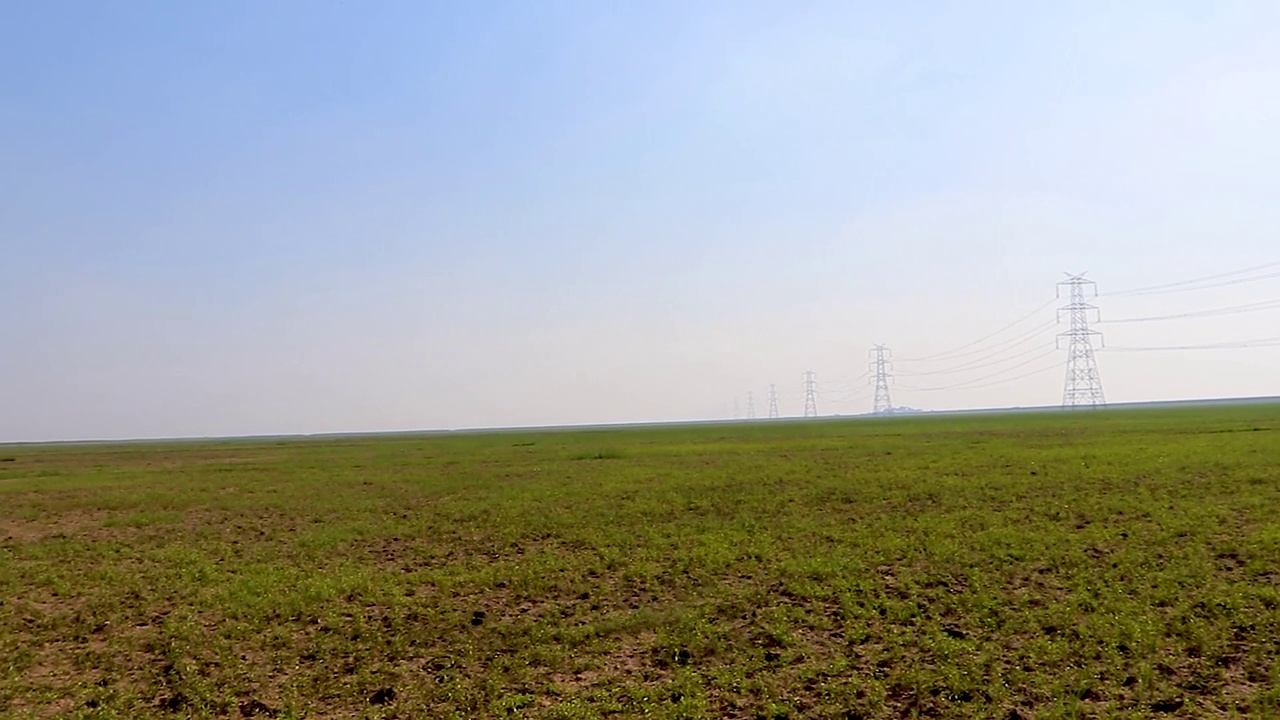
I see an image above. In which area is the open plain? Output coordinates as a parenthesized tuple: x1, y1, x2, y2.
(3, 405, 1280, 718)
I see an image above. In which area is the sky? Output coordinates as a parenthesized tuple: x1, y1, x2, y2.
(2, 1, 1279, 441)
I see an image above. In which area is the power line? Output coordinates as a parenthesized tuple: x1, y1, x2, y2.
(1101, 298, 1280, 324)
(897, 340, 1056, 377)
(898, 348, 1060, 392)
(1105, 260, 1280, 297)
(823, 369, 871, 389)
(1129, 270, 1280, 296)
(822, 379, 874, 396)
(1058, 274, 1106, 408)
(945, 361, 1062, 391)
(897, 298, 1056, 362)
(1102, 335, 1280, 352)
(826, 386, 873, 404)
(901, 361, 1062, 393)
(898, 318, 1058, 365)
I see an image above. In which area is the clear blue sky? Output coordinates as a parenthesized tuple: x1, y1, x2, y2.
(3, 1, 1279, 440)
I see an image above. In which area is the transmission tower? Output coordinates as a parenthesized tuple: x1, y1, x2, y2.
(802, 371, 819, 418)
(869, 345, 894, 414)
(746, 391, 756, 420)
(767, 384, 779, 419)
(1057, 273, 1106, 408)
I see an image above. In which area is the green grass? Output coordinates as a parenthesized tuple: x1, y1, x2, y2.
(2, 405, 1280, 718)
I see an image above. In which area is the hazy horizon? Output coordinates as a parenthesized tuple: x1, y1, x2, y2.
(4, 2, 1280, 442)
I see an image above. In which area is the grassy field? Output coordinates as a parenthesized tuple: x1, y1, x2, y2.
(3, 406, 1280, 719)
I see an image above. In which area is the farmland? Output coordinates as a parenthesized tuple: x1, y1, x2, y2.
(3, 405, 1280, 718)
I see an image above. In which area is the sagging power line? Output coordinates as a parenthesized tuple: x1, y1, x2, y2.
(896, 348, 1060, 391)
(1102, 298, 1280, 324)
(897, 299, 1057, 362)
(1102, 335, 1280, 352)
(1105, 260, 1280, 297)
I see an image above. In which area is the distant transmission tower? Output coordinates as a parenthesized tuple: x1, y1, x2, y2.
(767, 384, 779, 419)
(1058, 273, 1106, 408)
(869, 345, 894, 414)
(802, 371, 819, 418)
(746, 391, 756, 420)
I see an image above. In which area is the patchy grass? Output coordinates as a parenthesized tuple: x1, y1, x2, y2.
(2, 405, 1280, 718)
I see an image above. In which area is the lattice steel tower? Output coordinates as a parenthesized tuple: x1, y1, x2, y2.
(802, 371, 819, 418)
(869, 345, 894, 414)
(767, 384, 779, 419)
(746, 391, 756, 420)
(1057, 274, 1106, 408)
